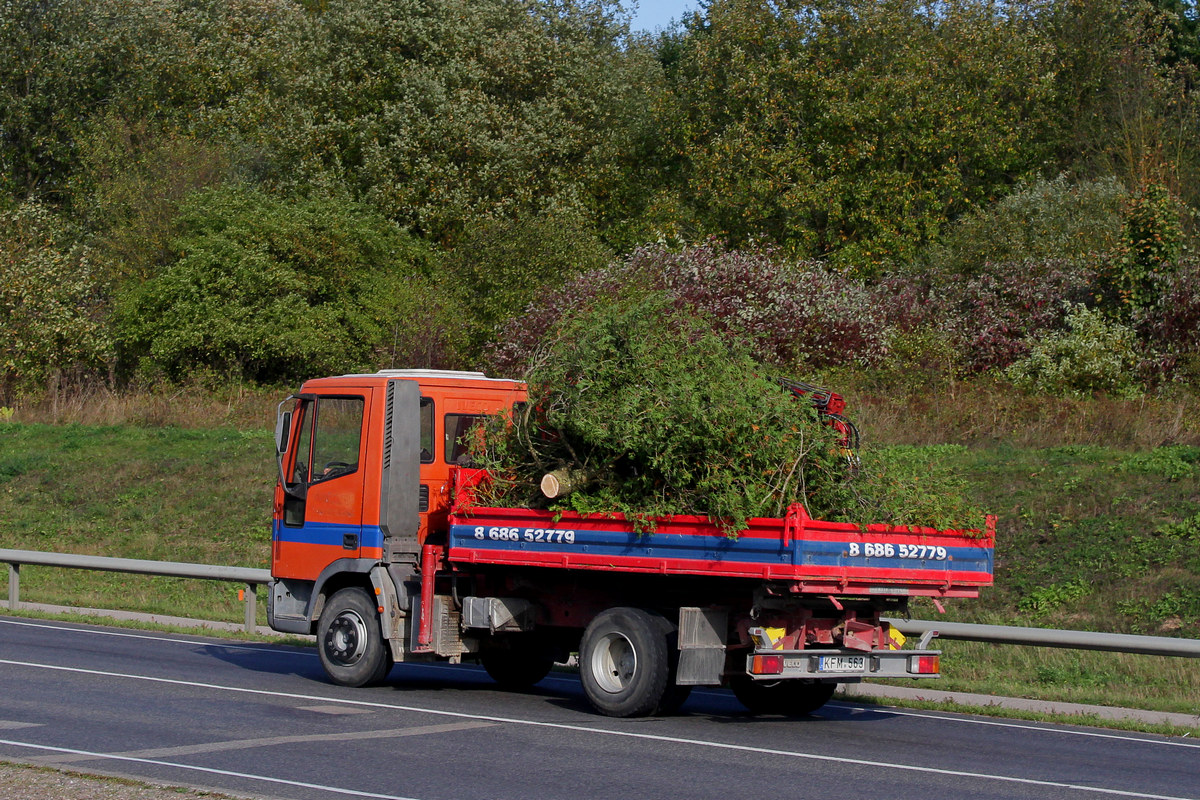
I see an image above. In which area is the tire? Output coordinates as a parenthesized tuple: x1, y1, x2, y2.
(658, 683, 694, 714)
(579, 607, 672, 717)
(317, 587, 393, 687)
(730, 677, 837, 716)
(480, 642, 555, 689)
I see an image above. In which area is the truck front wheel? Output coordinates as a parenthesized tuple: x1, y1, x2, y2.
(730, 678, 837, 716)
(317, 587, 393, 687)
(580, 607, 672, 717)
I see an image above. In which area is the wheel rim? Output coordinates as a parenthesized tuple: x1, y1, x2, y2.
(590, 631, 637, 694)
(325, 610, 368, 667)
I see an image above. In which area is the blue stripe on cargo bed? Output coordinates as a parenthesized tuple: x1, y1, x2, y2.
(447, 523, 992, 574)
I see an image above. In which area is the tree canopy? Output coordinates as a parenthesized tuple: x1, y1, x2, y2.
(2, 0, 1200, 398)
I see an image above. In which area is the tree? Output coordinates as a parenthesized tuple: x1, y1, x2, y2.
(447, 212, 612, 357)
(115, 186, 443, 383)
(249, 0, 656, 245)
(0, 0, 313, 206)
(0, 202, 113, 398)
(667, 0, 1062, 271)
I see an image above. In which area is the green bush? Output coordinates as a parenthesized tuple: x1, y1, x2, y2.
(923, 175, 1126, 277)
(0, 202, 114, 399)
(1119, 183, 1186, 311)
(1005, 303, 1142, 398)
(115, 185, 445, 383)
(447, 213, 611, 358)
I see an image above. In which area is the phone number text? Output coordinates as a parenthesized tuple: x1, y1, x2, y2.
(848, 542, 948, 560)
(473, 526, 576, 544)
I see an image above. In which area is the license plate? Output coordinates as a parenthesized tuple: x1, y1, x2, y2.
(818, 655, 867, 673)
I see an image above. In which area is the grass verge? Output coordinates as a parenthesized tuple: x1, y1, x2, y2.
(836, 692, 1200, 739)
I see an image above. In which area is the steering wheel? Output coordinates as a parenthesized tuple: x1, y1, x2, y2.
(321, 460, 352, 477)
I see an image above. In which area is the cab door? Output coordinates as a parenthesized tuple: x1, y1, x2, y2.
(274, 394, 368, 580)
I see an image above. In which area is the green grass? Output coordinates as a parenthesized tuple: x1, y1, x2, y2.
(838, 691, 1200, 739)
(0, 423, 275, 626)
(1, 419, 1198, 718)
(910, 444, 1200, 636)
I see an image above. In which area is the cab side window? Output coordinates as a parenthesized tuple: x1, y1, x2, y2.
(311, 397, 364, 482)
(445, 413, 486, 465)
(420, 397, 434, 463)
(289, 401, 314, 486)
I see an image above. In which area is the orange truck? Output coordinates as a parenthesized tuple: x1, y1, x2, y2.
(269, 369, 994, 717)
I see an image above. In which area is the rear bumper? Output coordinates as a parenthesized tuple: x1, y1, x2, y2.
(744, 648, 940, 680)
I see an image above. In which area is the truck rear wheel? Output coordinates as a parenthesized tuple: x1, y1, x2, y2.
(730, 678, 837, 716)
(580, 607, 672, 717)
(317, 587, 393, 687)
(480, 642, 555, 689)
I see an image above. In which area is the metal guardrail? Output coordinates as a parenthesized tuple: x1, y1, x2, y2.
(2, 548, 1198, 655)
(886, 617, 1200, 658)
(0, 548, 272, 633)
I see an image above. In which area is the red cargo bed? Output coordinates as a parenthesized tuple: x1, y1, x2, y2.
(448, 503, 994, 598)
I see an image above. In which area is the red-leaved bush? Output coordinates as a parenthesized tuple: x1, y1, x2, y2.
(1135, 259, 1200, 380)
(938, 259, 1098, 373)
(487, 240, 895, 375)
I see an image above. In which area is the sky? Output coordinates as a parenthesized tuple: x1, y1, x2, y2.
(628, 0, 699, 32)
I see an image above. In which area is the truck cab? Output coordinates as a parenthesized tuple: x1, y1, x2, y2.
(269, 369, 524, 641)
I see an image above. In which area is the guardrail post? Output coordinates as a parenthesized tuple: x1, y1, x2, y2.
(243, 582, 256, 633)
(7, 562, 18, 609)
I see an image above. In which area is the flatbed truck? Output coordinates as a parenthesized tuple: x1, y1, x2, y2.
(268, 369, 994, 717)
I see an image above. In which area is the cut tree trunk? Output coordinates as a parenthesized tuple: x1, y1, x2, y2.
(540, 468, 588, 498)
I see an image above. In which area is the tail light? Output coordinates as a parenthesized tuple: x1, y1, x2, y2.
(908, 655, 940, 675)
(750, 655, 785, 675)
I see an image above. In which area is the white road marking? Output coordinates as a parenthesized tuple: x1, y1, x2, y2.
(0, 738, 424, 800)
(29, 720, 496, 765)
(819, 701, 1200, 746)
(3, 616, 1196, 751)
(298, 704, 374, 715)
(4, 618, 1195, 753)
(0, 657, 1194, 800)
(0, 721, 41, 730)
(0, 617, 298, 656)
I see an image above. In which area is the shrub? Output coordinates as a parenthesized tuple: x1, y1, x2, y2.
(487, 240, 895, 375)
(940, 259, 1098, 372)
(447, 213, 611, 358)
(1119, 183, 1185, 310)
(923, 175, 1126, 277)
(1135, 258, 1200, 382)
(1005, 303, 1142, 398)
(115, 185, 443, 383)
(0, 202, 113, 399)
(632, 242, 891, 369)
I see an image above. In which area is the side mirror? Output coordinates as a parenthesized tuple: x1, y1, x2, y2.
(274, 397, 307, 500)
(275, 410, 292, 454)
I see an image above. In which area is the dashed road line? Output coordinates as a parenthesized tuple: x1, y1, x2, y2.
(0, 738, 425, 800)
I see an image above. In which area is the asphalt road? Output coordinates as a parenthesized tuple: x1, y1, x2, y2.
(1, 615, 1197, 800)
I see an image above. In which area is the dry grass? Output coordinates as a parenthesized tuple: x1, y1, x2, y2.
(0, 762, 238, 800)
(4, 382, 280, 430)
(8, 379, 1199, 447)
(849, 382, 1200, 448)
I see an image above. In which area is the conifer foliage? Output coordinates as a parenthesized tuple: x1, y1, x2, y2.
(474, 291, 856, 532)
